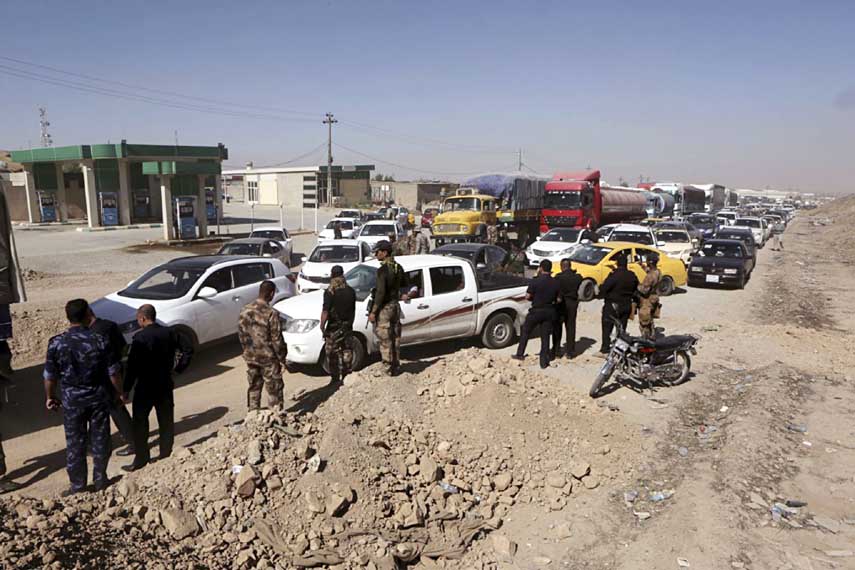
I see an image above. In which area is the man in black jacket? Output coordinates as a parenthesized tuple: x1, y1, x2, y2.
(513, 260, 560, 369)
(554, 258, 583, 358)
(122, 304, 192, 471)
(598, 253, 639, 354)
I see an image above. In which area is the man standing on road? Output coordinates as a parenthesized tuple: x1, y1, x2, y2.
(123, 304, 192, 471)
(598, 254, 639, 354)
(369, 240, 406, 376)
(403, 226, 430, 255)
(333, 221, 343, 240)
(555, 258, 583, 358)
(238, 281, 288, 410)
(637, 254, 661, 340)
(486, 223, 497, 245)
(320, 265, 356, 384)
(44, 299, 122, 494)
(85, 308, 135, 457)
(513, 259, 560, 369)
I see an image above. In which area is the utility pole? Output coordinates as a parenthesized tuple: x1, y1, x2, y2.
(39, 107, 53, 147)
(323, 112, 338, 208)
(517, 149, 522, 171)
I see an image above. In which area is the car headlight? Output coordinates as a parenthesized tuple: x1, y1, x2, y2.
(119, 320, 140, 334)
(560, 247, 576, 255)
(285, 319, 319, 334)
(723, 268, 738, 275)
(691, 266, 703, 272)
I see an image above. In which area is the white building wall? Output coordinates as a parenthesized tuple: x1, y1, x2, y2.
(258, 174, 279, 205)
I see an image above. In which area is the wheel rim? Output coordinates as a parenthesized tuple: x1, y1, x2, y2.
(491, 319, 511, 345)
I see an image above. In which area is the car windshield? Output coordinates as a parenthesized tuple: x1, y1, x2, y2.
(218, 243, 262, 256)
(734, 219, 761, 228)
(337, 211, 360, 218)
(360, 224, 395, 236)
(541, 228, 582, 242)
(608, 231, 653, 245)
(699, 243, 742, 258)
(568, 244, 611, 265)
(443, 198, 480, 211)
(119, 266, 205, 300)
(656, 231, 690, 243)
(308, 245, 360, 263)
(544, 191, 582, 209)
(326, 220, 354, 230)
(345, 264, 377, 302)
(688, 215, 716, 227)
(435, 248, 475, 261)
(250, 230, 284, 240)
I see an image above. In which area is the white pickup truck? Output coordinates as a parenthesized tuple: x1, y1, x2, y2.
(275, 254, 531, 371)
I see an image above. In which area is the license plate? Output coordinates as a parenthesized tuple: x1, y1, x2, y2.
(705, 274, 720, 283)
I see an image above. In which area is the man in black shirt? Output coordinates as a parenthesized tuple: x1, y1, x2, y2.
(598, 253, 639, 354)
(554, 258, 583, 358)
(123, 304, 193, 471)
(86, 309, 135, 457)
(512, 259, 560, 369)
(320, 265, 357, 384)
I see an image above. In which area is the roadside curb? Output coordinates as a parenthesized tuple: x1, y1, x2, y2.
(76, 223, 164, 232)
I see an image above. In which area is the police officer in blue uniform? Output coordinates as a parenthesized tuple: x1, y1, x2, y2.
(44, 299, 122, 494)
(512, 259, 561, 368)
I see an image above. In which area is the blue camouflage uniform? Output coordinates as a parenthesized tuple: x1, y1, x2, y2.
(44, 326, 121, 492)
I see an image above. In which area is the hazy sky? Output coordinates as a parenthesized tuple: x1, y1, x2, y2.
(2, 0, 853, 193)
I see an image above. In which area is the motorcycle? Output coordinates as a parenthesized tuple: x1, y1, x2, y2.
(590, 318, 698, 397)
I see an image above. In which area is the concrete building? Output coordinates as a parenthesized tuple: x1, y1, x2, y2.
(369, 180, 459, 210)
(9, 141, 228, 240)
(221, 164, 375, 210)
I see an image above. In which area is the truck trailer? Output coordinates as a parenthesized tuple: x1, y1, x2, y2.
(544, 171, 646, 230)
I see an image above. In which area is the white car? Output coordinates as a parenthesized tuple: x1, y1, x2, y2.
(356, 220, 405, 249)
(248, 226, 293, 267)
(716, 211, 738, 227)
(525, 227, 598, 268)
(605, 223, 660, 247)
(276, 255, 530, 370)
(91, 256, 297, 348)
(217, 237, 290, 267)
(654, 228, 698, 264)
(297, 240, 373, 294)
(732, 217, 767, 247)
(336, 209, 362, 220)
(318, 218, 361, 241)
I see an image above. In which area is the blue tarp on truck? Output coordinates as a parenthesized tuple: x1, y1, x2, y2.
(463, 173, 548, 212)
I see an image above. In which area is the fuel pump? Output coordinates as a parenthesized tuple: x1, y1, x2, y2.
(99, 191, 119, 226)
(205, 188, 217, 223)
(174, 196, 198, 239)
(36, 191, 57, 222)
(132, 191, 151, 221)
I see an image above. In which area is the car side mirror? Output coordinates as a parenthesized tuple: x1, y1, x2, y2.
(657, 241, 666, 247)
(581, 239, 591, 244)
(301, 256, 308, 263)
(197, 286, 218, 299)
(476, 262, 487, 269)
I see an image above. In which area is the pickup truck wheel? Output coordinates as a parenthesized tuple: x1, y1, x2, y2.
(320, 335, 367, 374)
(658, 276, 675, 296)
(481, 313, 515, 349)
(578, 279, 597, 302)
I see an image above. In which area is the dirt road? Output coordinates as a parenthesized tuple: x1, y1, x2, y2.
(2, 206, 854, 569)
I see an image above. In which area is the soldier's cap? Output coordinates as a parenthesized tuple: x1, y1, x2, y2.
(647, 253, 660, 264)
(330, 265, 344, 277)
(373, 240, 393, 253)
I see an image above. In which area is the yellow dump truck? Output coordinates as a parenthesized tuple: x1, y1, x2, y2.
(430, 188, 497, 246)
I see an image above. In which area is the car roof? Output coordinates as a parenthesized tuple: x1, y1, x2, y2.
(360, 254, 468, 270)
(587, 241, 652, 251)
(166, 255, 261, 270)
(362, 220, 397, 225)
(433, 243, 492, 252)
(611, 224, 652, 231)
(222, 238, 274, 245)
(312, 239, 362, 249)
(251, 225, 286, 232)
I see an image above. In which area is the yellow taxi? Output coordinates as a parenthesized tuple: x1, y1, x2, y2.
(553, 241, 688, 301)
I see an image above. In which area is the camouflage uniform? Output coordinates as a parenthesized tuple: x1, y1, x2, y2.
(238, 299, 287, 410)
(404, 231, 430, 255)
(323, 276, 357, 383)
(372, 257, 405, 375)
(486, 224, 497, 245)
(637, 268, 661, 340)
(44, 326, 120, 492)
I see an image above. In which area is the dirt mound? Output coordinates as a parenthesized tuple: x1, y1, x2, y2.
(0, 349, 641, 569)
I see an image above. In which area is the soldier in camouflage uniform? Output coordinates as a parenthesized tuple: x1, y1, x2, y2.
(368, 241, 407, 376)
(44, 299, 122, 495)
(637, 254, 662, 340)
(402, 226, 430, 255)
(320, 265, 356, 384)
(486, 223, 497, 245)
(238, 280, 288, 410)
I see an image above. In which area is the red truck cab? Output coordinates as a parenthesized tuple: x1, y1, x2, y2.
(542, 170, 600, 232)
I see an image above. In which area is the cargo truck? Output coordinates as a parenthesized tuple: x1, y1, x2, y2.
(543, 171, 647, 231)
(651, 183, 706, 217)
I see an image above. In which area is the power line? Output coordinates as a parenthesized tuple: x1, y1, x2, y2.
(333, 142, 492, 177)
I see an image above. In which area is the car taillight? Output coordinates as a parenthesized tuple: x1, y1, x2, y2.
(286, 274, 297, 283)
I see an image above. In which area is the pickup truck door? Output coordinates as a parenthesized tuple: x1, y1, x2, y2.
(399, 268, 430, 344)
(426, 264, 477, 338)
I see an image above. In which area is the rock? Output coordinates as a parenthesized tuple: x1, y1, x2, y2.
(813, 516, 841, 534)
(327, 494, 349, 517)
(493, 473, 513, 492)
(491, 533, 517, 561)
(144, 509, 161, 526)
(160, 509, 200, 540)
(570, 461, 590, 480)
(553, 522, 572, 539)
(468, 357, 490, 373)
(304, 491, 326, 514)
(236, 465, 258, 498)
(266, 476, 283, 491)
(116, 480, 138, 498)
(546, 474, 566, 489)
(443, 377, 464, 397)
(420, 455, 441, 483)
(532, 555, 552, 567)
(583, 476, 599, 490)
(437, 441, 452, 454)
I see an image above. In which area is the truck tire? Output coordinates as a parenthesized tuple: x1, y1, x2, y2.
(578, 279, 597, 302)
(658, 276, 675, 296)
(481, 312, 515, 349)
(320, 334, 367, 374)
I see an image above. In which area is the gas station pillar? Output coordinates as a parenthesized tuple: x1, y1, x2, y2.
(196, 175, 208, 238)
(21, 167, 38, 224)
(81, 162, 101, 229)
(54, 162, 68, 222)
(117, 160, 132, 226)
(160, 175, 175, 241)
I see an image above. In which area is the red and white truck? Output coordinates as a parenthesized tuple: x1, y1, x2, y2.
(542, 170, 647, 230)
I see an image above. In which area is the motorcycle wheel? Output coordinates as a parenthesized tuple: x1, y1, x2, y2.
(590, 358, 616, 397)
(660, 351, 691, 386)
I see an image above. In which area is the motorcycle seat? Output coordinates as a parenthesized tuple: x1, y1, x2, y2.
(637, 335, 695, 350)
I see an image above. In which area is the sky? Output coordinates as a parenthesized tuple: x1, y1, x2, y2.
(1, 0, 853, 194)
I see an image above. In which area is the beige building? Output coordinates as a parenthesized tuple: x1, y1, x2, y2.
(369, 180, 459, 210)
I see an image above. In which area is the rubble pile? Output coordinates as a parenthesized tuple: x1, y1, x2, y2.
(0, 349, 637, 569)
